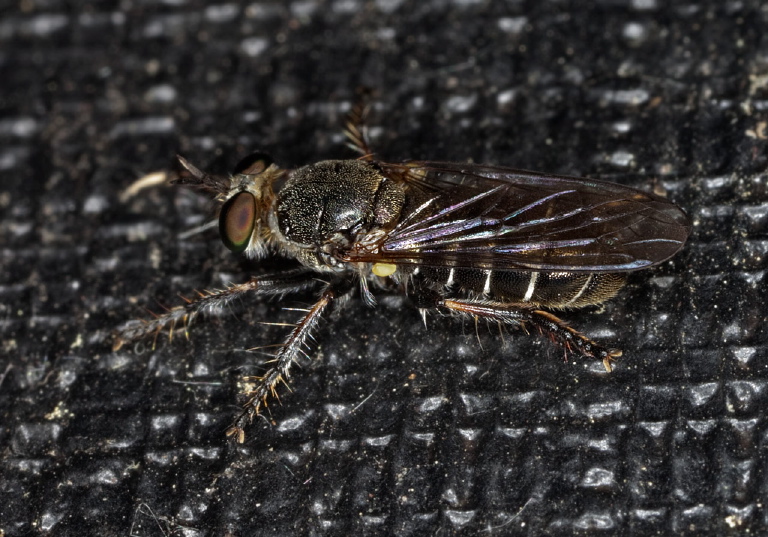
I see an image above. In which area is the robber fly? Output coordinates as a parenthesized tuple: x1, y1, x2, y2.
(114, 107, 690, 442)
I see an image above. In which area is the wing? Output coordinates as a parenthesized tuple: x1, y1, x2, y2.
(347, 161, 691, 272)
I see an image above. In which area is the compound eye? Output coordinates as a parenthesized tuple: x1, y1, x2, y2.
(232, 152, 273, 176)
(219, 192, 256, 253)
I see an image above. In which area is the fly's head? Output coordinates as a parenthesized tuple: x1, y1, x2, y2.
(176, 152, 282, 260)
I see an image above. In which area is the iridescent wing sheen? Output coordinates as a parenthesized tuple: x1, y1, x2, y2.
(348, 161, 690, 272)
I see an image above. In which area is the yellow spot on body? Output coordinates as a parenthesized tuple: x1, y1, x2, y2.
(372, 263, 397, 277)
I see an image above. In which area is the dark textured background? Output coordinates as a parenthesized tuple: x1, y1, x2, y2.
(1, 1, 767, 536)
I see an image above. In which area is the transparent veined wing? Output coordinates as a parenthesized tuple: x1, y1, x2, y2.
(346, 161, 690, 272)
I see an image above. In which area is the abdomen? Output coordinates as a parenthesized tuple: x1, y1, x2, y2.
(418, 267, 626, 309)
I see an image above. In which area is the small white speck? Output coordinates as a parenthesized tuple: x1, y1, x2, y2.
(444, 94, 477, 114)
(144, 84, 177, 104)
(83, 195, 110, 214)
(204, 4, 239, 23)
(497, 88, 518, 107)
(608, 150, 635, 167)
(631, 0, 657, 10)
(241, 37, 269, 57)
(497, 16, 527, 34)
(623, 22, 647, 42)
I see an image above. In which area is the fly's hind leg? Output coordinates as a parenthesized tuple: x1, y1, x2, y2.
(113, 268, 322, 351)
(227, 280, 353, 443)
(418, 291, 621, 372)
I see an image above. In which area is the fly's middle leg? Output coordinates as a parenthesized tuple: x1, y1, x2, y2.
(227, 281, 353, 443)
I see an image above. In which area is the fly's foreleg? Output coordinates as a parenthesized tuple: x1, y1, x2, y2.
(417, 290, 621, 372)
(113, 268, 321, 351)
(227, 282, 349, 443)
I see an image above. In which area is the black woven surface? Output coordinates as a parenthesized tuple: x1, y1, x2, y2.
(1, 1, 767, 536)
